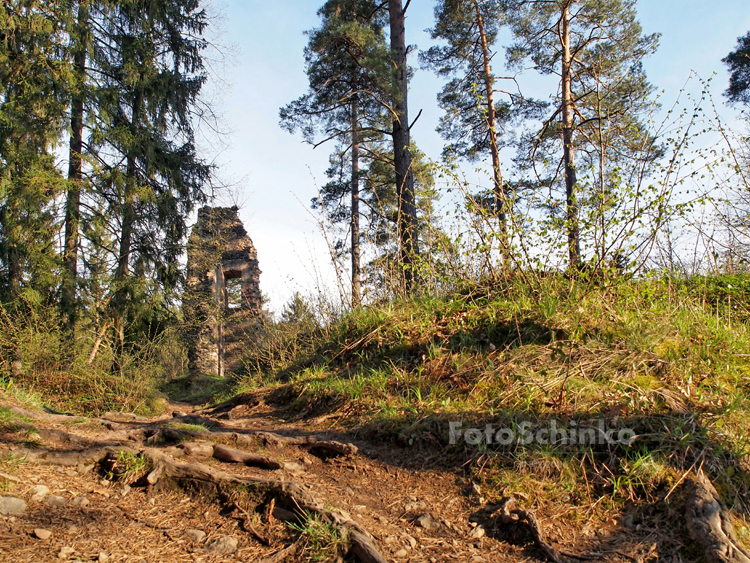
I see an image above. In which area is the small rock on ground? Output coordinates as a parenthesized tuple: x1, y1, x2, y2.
(30, 485, 49, 502)
(185, 529, 206, 543)
(204, 536, 237, 555)
(394, 549, 408, 558)
(0, 472, 20, 483)
(58, 546, 76, 560)
(416, 513, 439, 531)
(45, 495, 68, 507)
(72, 496, 90, 508)
(0, 496, 27, 515)
(469, 526, 486, 539)
(34, 528, 52, 540)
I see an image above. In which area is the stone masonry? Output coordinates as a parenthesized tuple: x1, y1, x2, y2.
(184, 206, 261, 377)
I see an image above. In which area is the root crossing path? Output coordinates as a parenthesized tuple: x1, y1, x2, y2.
(0, 391, 678, 563)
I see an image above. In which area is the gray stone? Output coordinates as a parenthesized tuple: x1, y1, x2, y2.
(71, 496, 89, 508)
(415, 513, 439, 531)
(0, 496, 26, 515)
(29, 485, 49, 502)
(204, 536, 238, 555)
(34, 528, 52, 540)
(45, 495, 67, 507)
(185, 529, 206, 543)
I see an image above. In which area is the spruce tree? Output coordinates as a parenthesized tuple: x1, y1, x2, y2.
(86, 0, 212, 340)
(0, 1, 69, 302)
(61, 0, 90, 332)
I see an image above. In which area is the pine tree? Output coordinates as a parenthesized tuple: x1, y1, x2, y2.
(724, 32, 750, 105)
(281, 0, 391, 306)
(315, 139, 441, 296)
(386, 0, 419, 291)
(506, 0, 659, 268)
(421, 0, 513, 263)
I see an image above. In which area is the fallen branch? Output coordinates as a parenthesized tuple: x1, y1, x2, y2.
(88, 319, 114, 365)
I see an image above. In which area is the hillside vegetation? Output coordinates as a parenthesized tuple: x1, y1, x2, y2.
(4, 272, 750, 560)
(221, 274, 750, 549)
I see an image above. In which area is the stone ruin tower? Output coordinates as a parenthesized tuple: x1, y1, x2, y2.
(184, 206, 261, 377)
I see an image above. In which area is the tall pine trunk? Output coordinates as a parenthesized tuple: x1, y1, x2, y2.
(62, 1, 88, 332)
(350, 100, 361, 307)
(388, 0, 418, 293)
(473, 0, 509, 268)
(561, 1, 580, 268)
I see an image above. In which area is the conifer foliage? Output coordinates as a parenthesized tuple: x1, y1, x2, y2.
(0, 0, 213, 373)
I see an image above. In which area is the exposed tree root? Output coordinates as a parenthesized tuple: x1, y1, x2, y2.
(686, 472, 750, 563)
(494, 498, 567, 563)
(18, 444, 139, 466)
(244, 431, 358, 457)
(3, 402, 378, 560)
(258, 538, 302, 563)
(212, 443, 283, 469)
(140, 449, 387, 563)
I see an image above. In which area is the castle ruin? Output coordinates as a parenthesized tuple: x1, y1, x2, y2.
(184, 206, 261, 377)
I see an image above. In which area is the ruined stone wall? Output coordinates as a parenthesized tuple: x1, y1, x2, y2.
(184, 206, 261, 377)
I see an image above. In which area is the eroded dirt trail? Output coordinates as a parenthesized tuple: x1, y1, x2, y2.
(0, 393, 566, 563)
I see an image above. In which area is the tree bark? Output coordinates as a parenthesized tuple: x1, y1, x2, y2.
(351, 100, 361, 307)
(388, 0, 418, 292)
(62, 1, 88, 333)
(114, 90, 142, 345)
(473, 0, 509, 269)
(561, 1, 580, 269)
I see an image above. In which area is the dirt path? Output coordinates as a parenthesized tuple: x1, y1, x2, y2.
(0, 392, 629, 563)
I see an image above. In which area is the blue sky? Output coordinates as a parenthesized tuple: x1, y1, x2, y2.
(201, 0, 750, 313)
